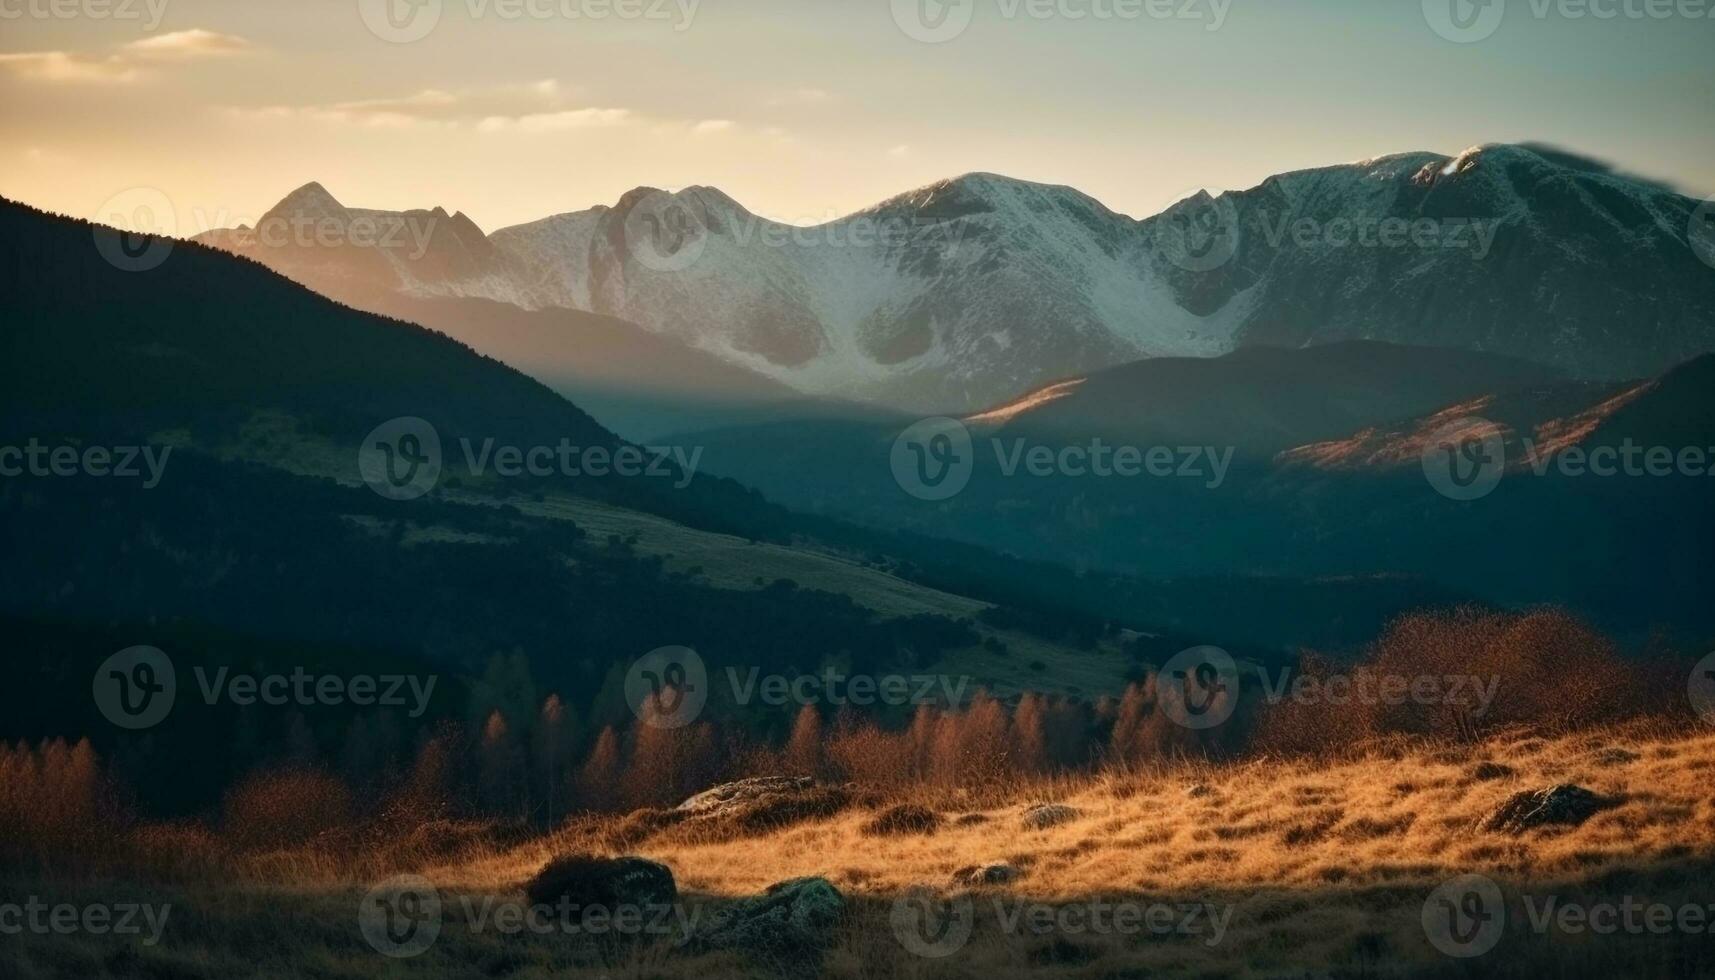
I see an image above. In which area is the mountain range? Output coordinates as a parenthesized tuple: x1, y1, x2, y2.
(676, 340, 1714, 637)
(198, 143, 1715, 416)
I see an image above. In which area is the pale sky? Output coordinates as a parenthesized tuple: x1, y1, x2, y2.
(2, 0, 1711, 233)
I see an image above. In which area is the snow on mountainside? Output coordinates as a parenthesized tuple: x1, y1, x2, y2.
(199, 144, 1715, 412)
(1163, 144, 1715, 383)
(483, 172, 1252, 410)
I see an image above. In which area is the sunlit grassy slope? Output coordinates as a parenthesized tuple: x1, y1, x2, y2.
(12, 722, 1708, 979)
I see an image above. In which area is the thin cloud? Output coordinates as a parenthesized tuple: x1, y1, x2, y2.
(693, 119, 735, 135)
(0, 51, 140, 84)
(477, 108, 632, 133)
(229, 81, 629, 133)
(122, 29, 252, 60)
(0, 28, 253, 85)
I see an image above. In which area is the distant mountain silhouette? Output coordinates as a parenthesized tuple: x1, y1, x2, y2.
(202, 144, 1715, 412)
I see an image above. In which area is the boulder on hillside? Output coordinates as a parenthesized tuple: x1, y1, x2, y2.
(1022, 803, 1080, 830)
(861, 804, 942, 836)
(952, 863, 1021, 886)
(690, 876, 845, 961)
(524, 855, 676, 911)
(675, 776, 852, 836)
(1470, 762, 1514, 781)
(677, 776, 816, 815)
(1483, 784, 1617, 834)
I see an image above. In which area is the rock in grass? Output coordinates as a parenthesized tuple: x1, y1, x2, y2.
(691, 876, 845, 959)
(952, 863, 1020, 886)
(1022, 803, 1080, 830)
(861, 803, 942, 836)
(524, 855, 676, 911)
(1483, 784, 1616, 834)
(1470, 761, 1514, 781)
(677, 776, 816, 816)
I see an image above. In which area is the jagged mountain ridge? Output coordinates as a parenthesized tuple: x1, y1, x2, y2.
(199, 143, 1715, 412)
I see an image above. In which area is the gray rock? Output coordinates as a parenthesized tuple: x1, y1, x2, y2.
(1483, 784, 1617, 834)
(1021, 803, 1080, 830)
(524, 855, 675, 911)
(952, 863, 1020, 886)
(1470, 761, 1514, 781)
(691, 876, 845, 959)
(677, 776, 815, 816)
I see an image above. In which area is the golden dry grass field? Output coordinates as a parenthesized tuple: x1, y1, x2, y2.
(9, 720, 1715, 979)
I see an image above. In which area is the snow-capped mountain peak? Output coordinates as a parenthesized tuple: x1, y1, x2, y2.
(199, 146, 1715, 411)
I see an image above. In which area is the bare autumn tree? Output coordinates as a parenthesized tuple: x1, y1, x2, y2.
(958, 691, 1012, 791)
(1010, 693, 1050, 775)
(479, 710, 525, 819)
(533, 695, 577, 827)
(1108, 682, 1151, 765)
(907, 704, 938, 780)
(1044, 696, 1096, 770)
(398, 725, 458, 820)
(576, 726, 622, 813)
(783, 704, 824, 777)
